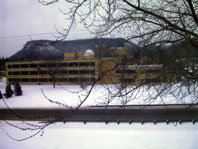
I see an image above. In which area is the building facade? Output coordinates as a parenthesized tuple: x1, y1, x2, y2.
(5, 48, 179, 85)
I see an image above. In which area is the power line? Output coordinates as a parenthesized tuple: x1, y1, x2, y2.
(0, 34, 95, 44)
(0, 35, 57, 42)
(0, 32, 57, 40)
(0, 29, 91, 40)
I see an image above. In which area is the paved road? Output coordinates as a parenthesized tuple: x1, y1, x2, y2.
(0, 104, 198, 124)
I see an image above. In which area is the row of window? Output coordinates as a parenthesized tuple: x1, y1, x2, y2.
(145, 78, 161, 83)
(116, 69, 161, 74)
(116, 69, 136, 74)
(120, 78, 135, 83)
(8, 70, 95, 76)
(8, 77, 96, 83)
(145, 69, 161, 73)
(120, 78, 161, 84)
(8, 62, 95, 68)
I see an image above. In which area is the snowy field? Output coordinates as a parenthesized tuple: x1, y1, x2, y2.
(0, 121, 198, 149)
(0, 78, 193, 109)
(0, 78, 198, 149)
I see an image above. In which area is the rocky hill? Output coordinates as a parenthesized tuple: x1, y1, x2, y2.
(9, 38, 140, 61)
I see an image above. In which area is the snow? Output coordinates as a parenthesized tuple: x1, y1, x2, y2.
(0, 121, 198, 149)
(0, 78, 198, 149)
(0, 78, 194, 109)
(0, 79, 97, 108)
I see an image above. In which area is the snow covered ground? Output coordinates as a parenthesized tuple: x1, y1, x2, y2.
(0, 78, 194, 109)
(0, 78, 198, 149)
(0, 79, 105, 108)
(0, 121, 198, 149)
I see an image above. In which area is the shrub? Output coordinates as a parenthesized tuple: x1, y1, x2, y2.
(5, 84, 14, 98)
(14, 82, 22, 96)
(0, 90, 2, 99)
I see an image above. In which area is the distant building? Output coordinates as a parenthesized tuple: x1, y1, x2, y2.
(5, 47, 179, 85)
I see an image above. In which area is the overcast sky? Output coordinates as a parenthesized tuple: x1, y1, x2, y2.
(0, 0, 93, 57)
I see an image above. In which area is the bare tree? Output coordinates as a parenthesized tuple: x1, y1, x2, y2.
(37, 0, 198, 102)
(1, 0, 198, 141)
(38, 0, 197, 44)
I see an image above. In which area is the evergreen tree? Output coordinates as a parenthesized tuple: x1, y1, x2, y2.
(14, 82, 22, 96)
(0, 90, 2, 99)
(5, 84, 14, 98)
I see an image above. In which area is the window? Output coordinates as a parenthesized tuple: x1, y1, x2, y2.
(69, 70, 78, 74)
(58, 78, 68, 82)
(79, 70, 89, 74)
(126, 70, 136, 73)
(116, 70, 123, 74)
(116, 69, 135, 74)
(48, 71, 57, 75)
(30, 71, 38, 75)
(39, 78, 48, 82)
(8, 78, 13, 82)
(79, 62, 89, 67)
(90, 78, 96, 82)
(58, 63, 67, 67)
(21, 71, 29, 75)
(30, 78, 39, 82)
(13, 71, 20, 75)
(12, 64, 20, 68)
(39, 63, 47, 67)
(116, 70, 122, 73)
(120, 78, 135, 83)
(13, 78, 20, 82)
(145, 78, 161, 83)
(69, 78, 78, 82)
(79, 78, 90, 82)
(90, 70, 95, 74)
(29, 64, 38, 68)
(21, 64, 29, 68)
(68, 62, 78, 67)
(48, 63, 57, 67)
(8, 65, 12, 68)
(145, 69, 161, 74)
(8, 72, 12, 75)
(21, 78, 29, 82)
(59, 70, 67, 74)
(39, 71, 48, 75)
(49, 78, 57, 82)
(90, 62, 95, 66)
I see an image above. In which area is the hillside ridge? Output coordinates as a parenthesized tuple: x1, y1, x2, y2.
(10, 38, 140, 61)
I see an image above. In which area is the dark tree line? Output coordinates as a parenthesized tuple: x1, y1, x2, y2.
(0, 57, 9, 71)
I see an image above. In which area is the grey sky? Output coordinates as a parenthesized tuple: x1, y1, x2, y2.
(0, 0, 93, 57)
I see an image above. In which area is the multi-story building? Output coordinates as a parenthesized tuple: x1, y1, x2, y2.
(5, 48, 179, 85)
